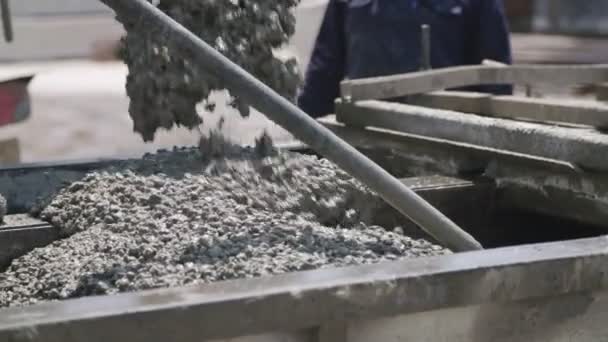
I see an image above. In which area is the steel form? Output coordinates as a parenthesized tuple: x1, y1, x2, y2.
(1, 237, 607, 342)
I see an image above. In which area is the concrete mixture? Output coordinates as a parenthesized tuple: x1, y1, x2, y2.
(0, 147, 448, 308)
(116, 0, 301, 141)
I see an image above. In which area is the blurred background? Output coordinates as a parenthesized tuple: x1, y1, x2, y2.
(0, 0, 607, 164)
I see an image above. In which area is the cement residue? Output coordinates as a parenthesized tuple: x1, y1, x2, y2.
(114, 0, 301, 141)
(0, 148, 449, 308)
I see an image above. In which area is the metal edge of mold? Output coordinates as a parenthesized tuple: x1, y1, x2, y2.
(0, 142, 307, 214)
(335, 99, 608, 172)
(407, 91, 608, 129)
(319, 115, 578, 175)
(0, 225, 59, 271)
(0, 236, 607, 342)
(0, 157, 125, 172)
(340, 64, 608, 101)
(319, 116, 608, 227)
(0, 214, 49, 230)
(0, 141, 305, 173)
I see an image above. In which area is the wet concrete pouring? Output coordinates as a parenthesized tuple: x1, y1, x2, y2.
(0, 139, 449, 308)
(117, 0, 302, 141)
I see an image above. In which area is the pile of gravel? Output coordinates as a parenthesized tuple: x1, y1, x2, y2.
(0, 149, 448, 308)
(107, 0, 301, 141)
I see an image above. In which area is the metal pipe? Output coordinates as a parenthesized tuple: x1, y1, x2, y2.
(0, 0, 12, 43)
(420, 24, 431, 70)
(99, 0, 483, 252)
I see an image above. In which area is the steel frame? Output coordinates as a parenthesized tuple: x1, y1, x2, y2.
(1, 236, 607, 342)
(335, 100, 608, 172)
(341, 64, 608, 101)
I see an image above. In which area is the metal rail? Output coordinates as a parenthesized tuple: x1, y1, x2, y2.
(341, 64, 608, 101)
(98, 0, 482, 251)
(407, 90, 608, 128)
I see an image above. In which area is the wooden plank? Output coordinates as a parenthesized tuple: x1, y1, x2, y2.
(335, 100, 608, 172)
(409, 91, 608, 128)
(347, 292, 608, 342)
(341, 64, 608, 101)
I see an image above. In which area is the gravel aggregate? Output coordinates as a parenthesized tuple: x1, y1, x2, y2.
(0, 147, 449, 308)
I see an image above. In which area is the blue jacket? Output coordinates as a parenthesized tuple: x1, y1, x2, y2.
(297, 0, 513, 117)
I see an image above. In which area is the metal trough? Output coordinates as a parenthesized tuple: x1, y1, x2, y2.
(0, 140, 606, 341)
(2, 236, 608, 342)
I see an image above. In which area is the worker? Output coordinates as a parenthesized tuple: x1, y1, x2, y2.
(297, 0, 513, 118)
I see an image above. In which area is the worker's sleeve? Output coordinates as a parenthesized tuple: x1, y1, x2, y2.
(297, 1, 346, 118)
(466, 0, 513, 95)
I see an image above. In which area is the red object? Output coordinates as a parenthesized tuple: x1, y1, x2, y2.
(0, 77, 32, 127)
